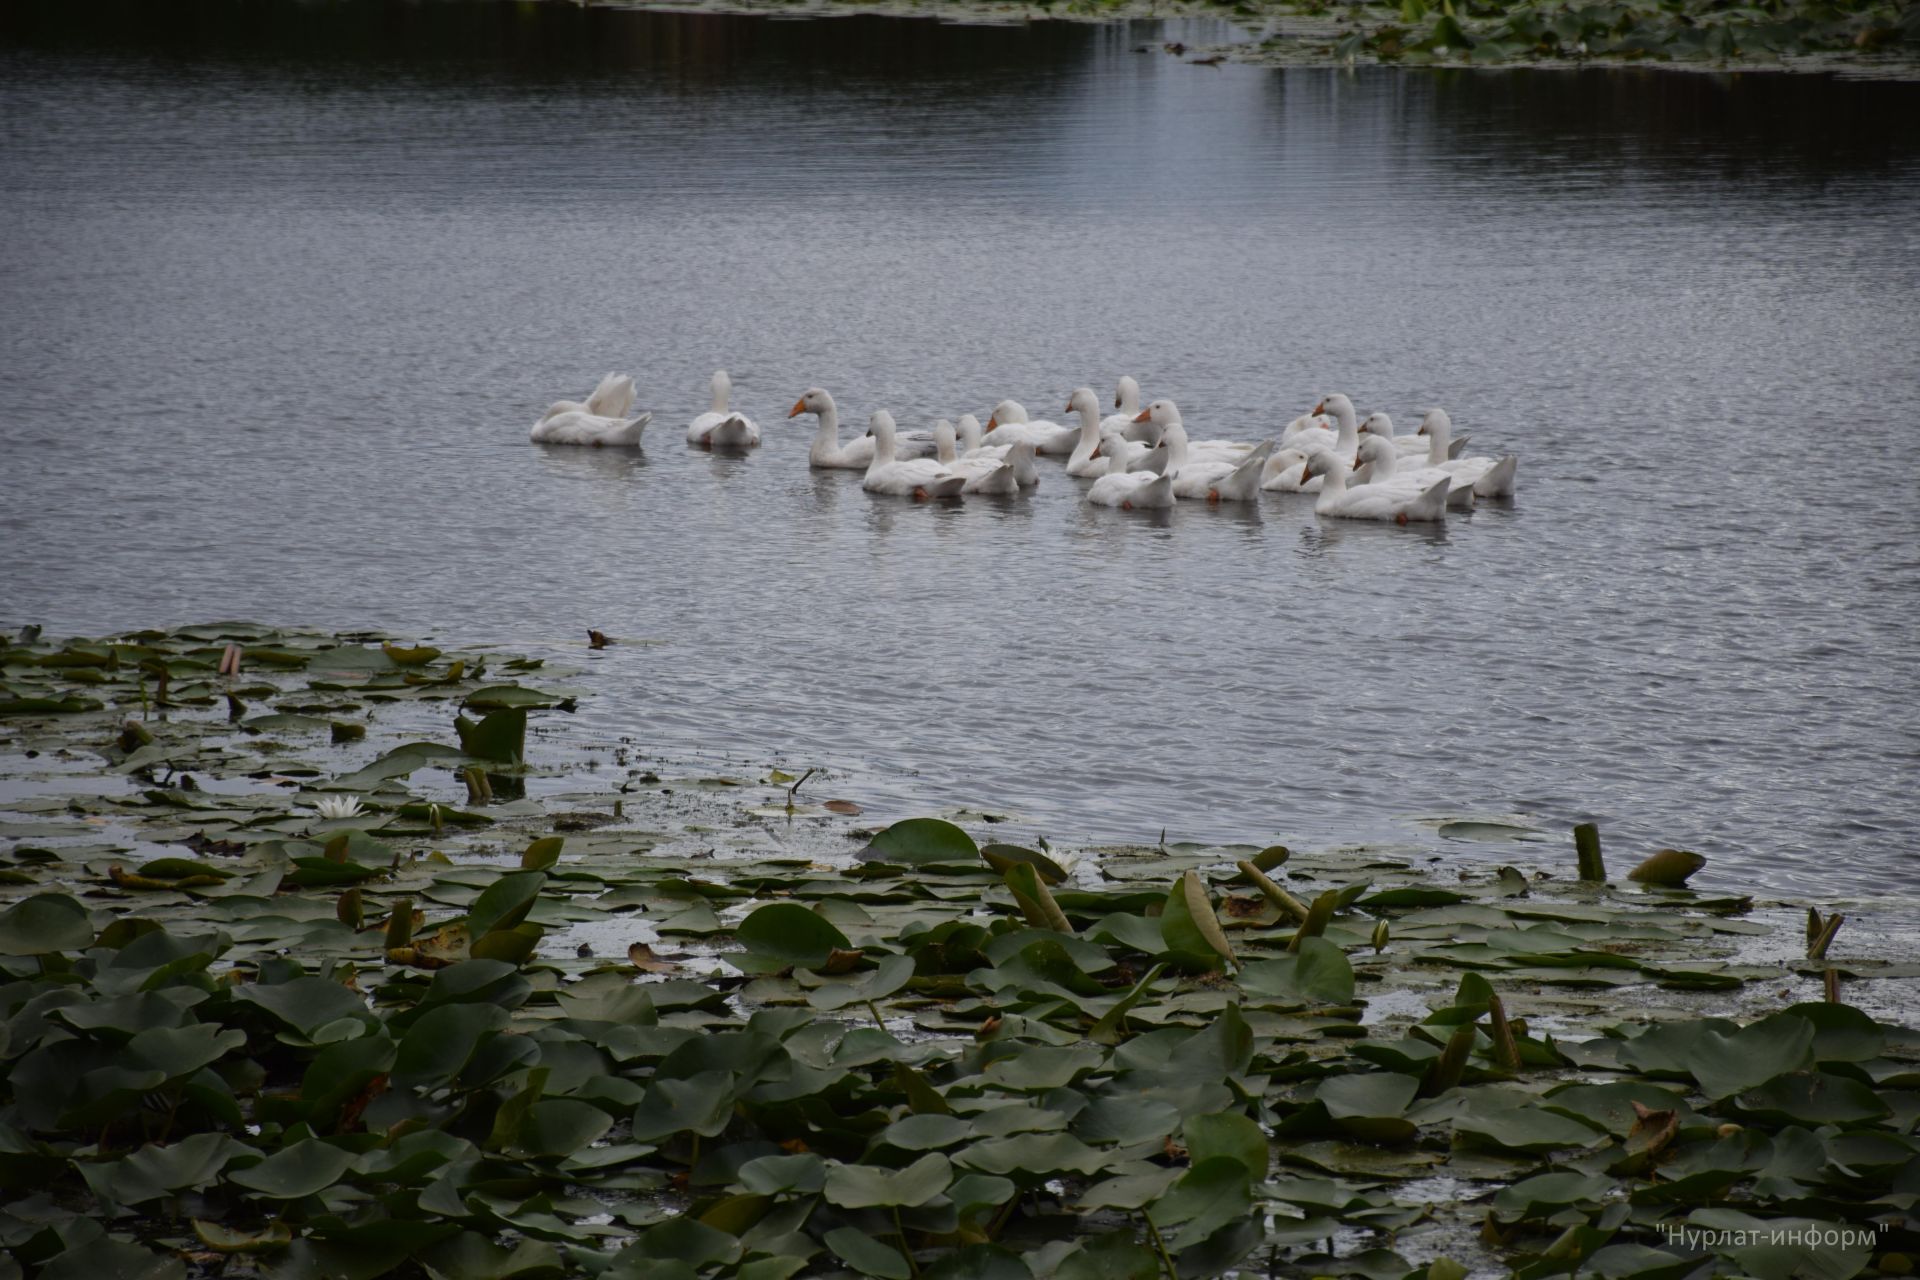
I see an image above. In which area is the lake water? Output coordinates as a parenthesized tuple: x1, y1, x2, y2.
(3, 0, 1918, 898)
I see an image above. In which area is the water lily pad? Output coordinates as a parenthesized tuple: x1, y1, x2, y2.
(1184, 1110, 1270, 1178)
(735, 902, 853, 971)
(825, 1151, 952, 1208)
(227, 1137, 357, 1198)
(0, 893, 93, 955)
(824, 1227, 912, 1280)
(1237, 937, 1354, 1006)
(860, 817, 978, 866)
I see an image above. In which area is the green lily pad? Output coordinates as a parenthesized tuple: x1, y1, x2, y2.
(825, 1151, 952, 1209)
(735, 902, 853, 971)
(227, 1138, 357, 1198)
(860, 818, 978, 866)
(0, 893, 93, 955)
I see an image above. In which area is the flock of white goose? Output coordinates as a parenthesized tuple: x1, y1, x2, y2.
(530, 370, 1518, 522)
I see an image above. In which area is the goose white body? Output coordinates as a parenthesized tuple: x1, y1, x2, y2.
(1306, 451, 1448, 522)
(686, 370, 761, 447)
(1087, 440, 1177, 508)
(982, 400, 1079, 455)
(1351, 436, 1472, 510)
(532, 372, 648, 445)
(934, 421, 1027, 494)
(531, 407, 650, 447)
(1416, 409, 1518, 497)
(864, 411, 966, 499)
(790, 388, 933, 468)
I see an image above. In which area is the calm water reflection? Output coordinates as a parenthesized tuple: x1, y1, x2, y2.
(3, 1, 1917, 896)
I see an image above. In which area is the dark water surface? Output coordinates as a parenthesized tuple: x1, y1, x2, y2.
(3, 1, 1918, 897)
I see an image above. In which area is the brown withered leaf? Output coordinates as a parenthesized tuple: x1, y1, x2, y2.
(821, 947, 865, 975)
(627, 942, 681, 974)
(824, 800, 862, 815)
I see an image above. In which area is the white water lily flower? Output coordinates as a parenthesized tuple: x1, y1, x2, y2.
(313, 795, 365, 820)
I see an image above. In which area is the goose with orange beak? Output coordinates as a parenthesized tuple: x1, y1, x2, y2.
(789, 387, 934, 469)
(1301, 449, 1448, 523)
(1125, 399, 1258, 473)
(1349, 434, 1473, 510)
(1065, 387, 1148, 476)
(1415, 408, 1518, 498)
(981, 399, 1078, 455)
(1086, 430, 1176, 509)
(1130, 402, 1274, 503)
(861, 411, 966, 500)
(1262, 394, 1361, 491)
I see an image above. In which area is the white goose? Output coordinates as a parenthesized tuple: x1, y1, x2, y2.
(1125, 400, 1254, 470)
(789, 388, 933, 469)
(1263, 399, 1361, 492)
(1416, 410, 1518, 497)
(1087, 432, 1177, 509)
(542, 372, 636, 422)
(530, 409, 650, 447)
(1109, 376, 1152, 441)
(1064, 388, 1147, 477)
(864, 412, 966, 500)
(685, 370, 760, 448)
(531, 372, 650, 445)
(1273, 392, 1360, 459)
(1351, 435, 1473, 510)
(951, 416, 1039, 485)
(1303, 450, 1448, 523)
(1356, 410, 1429, 459)
(1123, 406, 1275, 503)
(933, 421, 1028, 495)
(982, 400, 1079, 455)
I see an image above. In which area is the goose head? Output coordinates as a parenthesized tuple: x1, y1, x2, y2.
(789, 387, 834, 419)
(864, 409, 898, 444)
(986, 399, 1029, 430)
(1360, 411, 1395, 439)
(956, 414, 983, 450)
(1414, 408, 1452, 440)
(1302, 449, 1349, 486)
(1090, 429, 1127, 461)
(1133, 398, 1182, 429)
(1115, 375, 1141, 413)
(1312, 393, 1357, 430)
(1354, 435, 1397, 478)
(1066, 387, 1101, 419)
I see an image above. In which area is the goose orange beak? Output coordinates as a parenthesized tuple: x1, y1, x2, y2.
(788, 398, 807, 418)
(986, 415, 998, 430)
(1312, 399, 1326, 414)
(1132, 409, 1151, 423)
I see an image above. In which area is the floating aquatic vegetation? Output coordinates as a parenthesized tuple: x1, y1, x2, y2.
(0, 624, 1915, 1279)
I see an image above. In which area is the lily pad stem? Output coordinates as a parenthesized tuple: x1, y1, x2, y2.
(1235, 860, 1310, 923)
(892, 1206, 920, 1278)
(1142, 1212, 1177, 1279)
